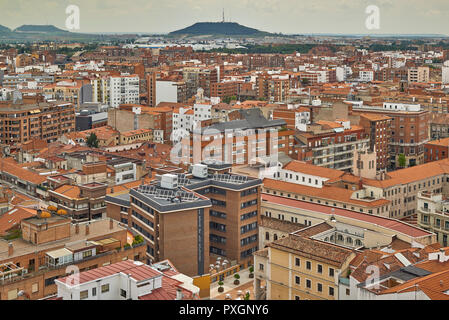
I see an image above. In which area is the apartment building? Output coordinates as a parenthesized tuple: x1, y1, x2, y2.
(0, 99, 75, 145)
(417, 191, 449, 246)
(430, 113, 449, 140)
(43, 80, 92, 109)
(91, 77, 109, 105)
(109, 74, 140, 108)
(257, 73, 290, 103)
(108, 105, 162, 134)
(155, 80, 187, 105)
(172, 106, 194, 142)
(0, 216, 146, 300)
(183, 109, 291, 166)
(106, 164, 263, 274)
(255, 228, 356, 300)
(408, 66, 430, 83)
(294, 119, 370, 172)
(107, 175, 212, 277)
(424, 137, 449, 163)
(351, 102, 430, 168)
(342, 245, 449, 300)
(55, 259, 200, 300)
(210, 81, 239, 99)
(272, 106, 311, 131)
(359, 113, 392, 170)
(48, 182, 107, 223)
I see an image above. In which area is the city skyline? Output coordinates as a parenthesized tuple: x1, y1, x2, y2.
(2, 0, 449, 35)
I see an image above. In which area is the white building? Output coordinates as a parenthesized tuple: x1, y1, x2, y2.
(156, 80, 179, 105)
(55, 260, 200, 300)
(172, 107, 194, 142)
(359, 70, 374, 82)
(442, 61, 449, 85)
(109, 74, 140, 108)
(193, 103, 212, 123)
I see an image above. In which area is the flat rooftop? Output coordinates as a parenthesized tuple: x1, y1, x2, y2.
(0, 219, 126, 262)
(130, 182, 212, 213)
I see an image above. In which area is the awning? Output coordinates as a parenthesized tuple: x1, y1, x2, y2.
(46, 248, 73, 259)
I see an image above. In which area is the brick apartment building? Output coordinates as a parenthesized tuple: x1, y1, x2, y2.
(49, 182, 107, 223)
(0, 99, 75, 145)
(352, 102, 430, 168)
(106, 164, 263, 276)
(424, 137, 449, 163)
(294, 120, 370, 172)
(210, 81, 239, 100)
(0, 216, 145, 300)
(358, 113, 392, 170)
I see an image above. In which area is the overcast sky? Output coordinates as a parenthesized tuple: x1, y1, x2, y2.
(1, 0, 448, 35)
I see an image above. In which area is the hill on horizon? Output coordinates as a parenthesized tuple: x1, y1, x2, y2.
(170, 22, 270, 36)
(0, 25, 11, 33)
(14, 25, 68, 33)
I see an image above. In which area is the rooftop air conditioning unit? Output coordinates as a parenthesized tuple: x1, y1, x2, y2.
(160, 174, 178, 189)
(192, 164, 208, 178)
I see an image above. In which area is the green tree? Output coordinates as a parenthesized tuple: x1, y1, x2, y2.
(301, 78, 309, 86)
(398, 154, 406, 168)
(86, 133, 99, 148)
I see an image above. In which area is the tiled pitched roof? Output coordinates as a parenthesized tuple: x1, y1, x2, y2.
(261, 194, 430, 238)
(260, 215, 306, 233)
(263, 178, 389, 208)
(269, 231, 355, 267)
(283, 161, 345, 180)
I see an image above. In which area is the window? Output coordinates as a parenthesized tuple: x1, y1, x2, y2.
(7, 289, 18, 300)
(80, 290, 88, 300)
(329, 287, 335, 296)
(295, 258, 300, 267)
(120, 289, 127, 298)
(295, 276, 300, 285)
(306, 279, 311, 289)
(306, 261, 311, 270)
(317, 283, 322, 292)
(317, 264, 323, 274)
(101, 284, 110, 293)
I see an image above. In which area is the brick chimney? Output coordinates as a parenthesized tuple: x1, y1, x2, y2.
(85, 224, 90, 236)
(109, 218, 114, 230)
(8, 243, 13, 257)
(75, 224, 79, 234)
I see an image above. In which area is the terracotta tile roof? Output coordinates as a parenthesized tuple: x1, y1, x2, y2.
(57, 260, 160, 285)
(50, 185, 82, 199)
(260, 215, 306, 233)
(268, 232, 355, 267)
(0, 158, 47, 185)
(378, 268, 449, 299)
(426, 137, 449, 147)
(293, 222, 334, 238)
(263, 178, 389, 208)
(261, 193, 431, 238)
(283, 161, 345, 180)
(363, 158, 449, 188)
(0, 207, 37, 235)
(359, 113, 392, 121)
